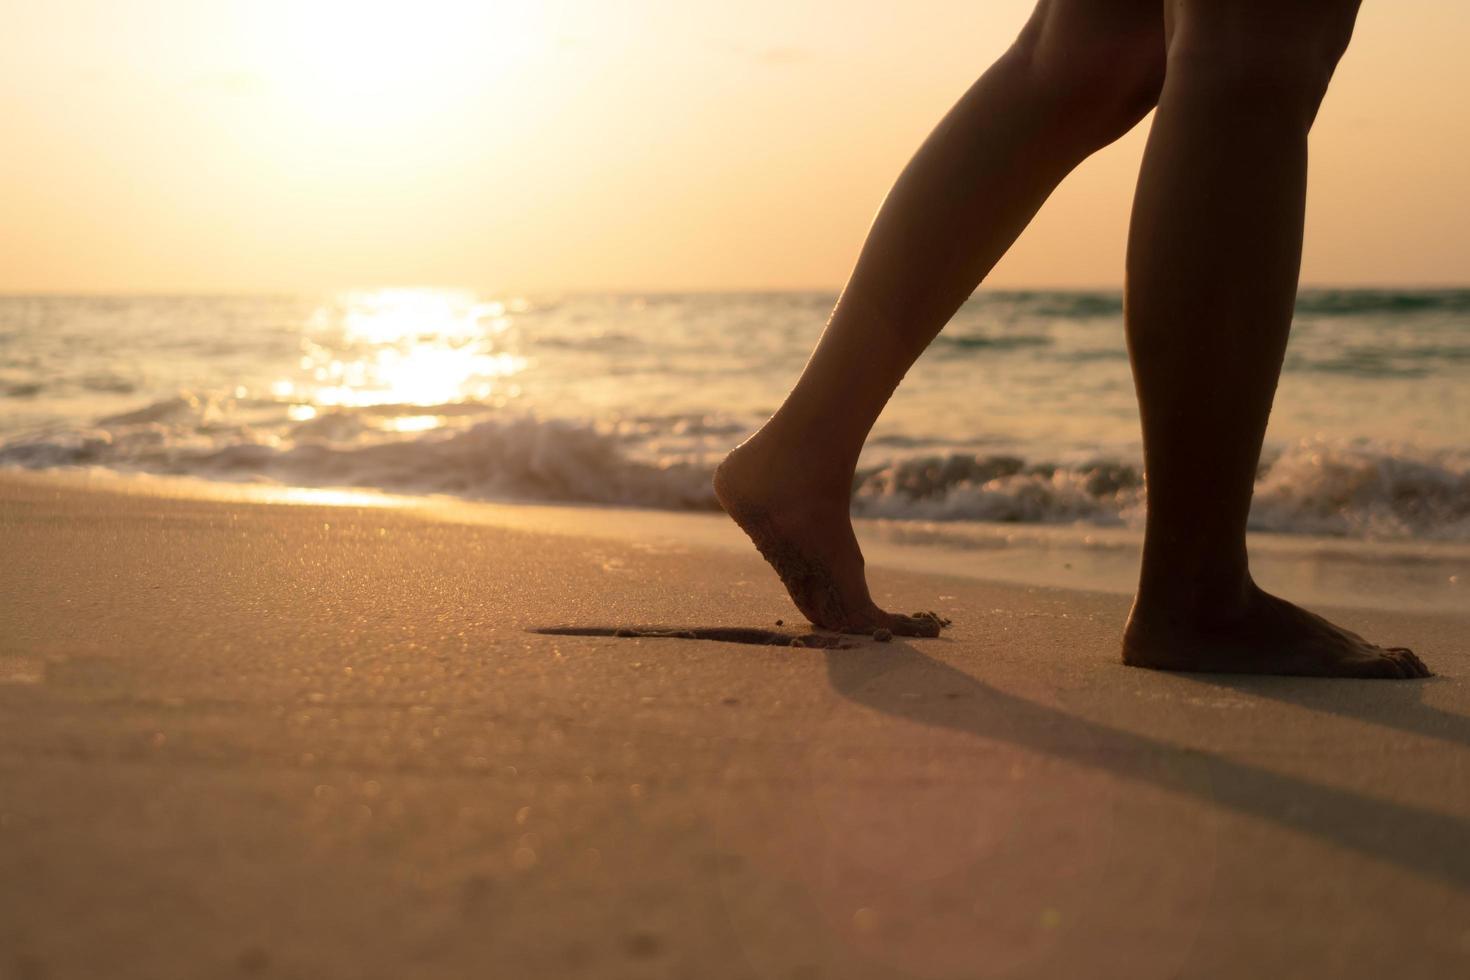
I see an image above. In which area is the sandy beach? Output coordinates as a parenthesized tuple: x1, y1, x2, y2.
(7, 0, 1470, 974)
(2, 470, 1468, 979)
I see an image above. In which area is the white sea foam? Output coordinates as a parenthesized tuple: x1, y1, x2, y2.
(852, 441, 1470, 540)
(3, 397, 1467, 541)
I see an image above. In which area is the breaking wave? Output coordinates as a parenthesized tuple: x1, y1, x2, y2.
(3, 395, 1468, 541)
(851, 444, 1470, 540)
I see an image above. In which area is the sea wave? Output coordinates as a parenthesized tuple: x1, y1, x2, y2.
(934, 333, 1052, 351)
(946, 288, 1470, 320)
(0, 400, 715, 510)
(851, 444, 1470, 540)
(1292, 289, 1470, 317)
(3, 396, 1468, 541)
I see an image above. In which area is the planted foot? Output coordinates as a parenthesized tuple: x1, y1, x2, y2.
(713, 441, 942, 637)
(1124, 584, 1430, 678)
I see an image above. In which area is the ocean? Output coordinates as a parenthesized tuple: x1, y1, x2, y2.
(2, 288, 1468, 543)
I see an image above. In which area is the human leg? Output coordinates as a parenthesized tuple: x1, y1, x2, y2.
(717, 0, 1165, 634)
(1122, 0, 1429, 676)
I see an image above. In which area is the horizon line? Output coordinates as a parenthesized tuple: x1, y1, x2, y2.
(1, 281, 1467, 299)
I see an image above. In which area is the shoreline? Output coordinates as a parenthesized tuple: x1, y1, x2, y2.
(4, 465, 1466, 615)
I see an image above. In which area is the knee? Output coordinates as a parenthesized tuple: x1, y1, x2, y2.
(1010, 3, 1166, 147)
(1166, 1, 1361, 121)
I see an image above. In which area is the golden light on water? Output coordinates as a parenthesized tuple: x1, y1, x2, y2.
(285, 289, 527, 420)
(335, 289, 499, 345)
(381, 415, 444, 433)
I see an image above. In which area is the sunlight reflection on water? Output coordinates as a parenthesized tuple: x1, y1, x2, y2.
(289, 289, 527, 417)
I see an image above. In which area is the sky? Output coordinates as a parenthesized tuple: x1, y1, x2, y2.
(2, 0, 1467, 294)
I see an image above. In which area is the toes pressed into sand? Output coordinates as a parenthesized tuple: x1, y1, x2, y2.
(1384, 647, 1432, 679)
(713, 458, 947, 640)
(885, 611, 950, 639)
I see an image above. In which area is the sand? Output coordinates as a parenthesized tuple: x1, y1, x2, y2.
(1, 471, 1467, 979)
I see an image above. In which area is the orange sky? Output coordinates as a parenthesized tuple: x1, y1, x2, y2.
(3, 0, 1467, 293)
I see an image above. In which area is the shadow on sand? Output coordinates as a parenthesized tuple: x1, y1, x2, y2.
(821, 641, 1470, 891)
(1174, 671, 1470, 751)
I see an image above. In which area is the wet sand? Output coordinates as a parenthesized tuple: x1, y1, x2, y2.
(1, 471, 1468, 979)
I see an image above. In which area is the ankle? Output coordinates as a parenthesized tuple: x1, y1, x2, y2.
(725, 425, 859, 498)
(1133, 565, 1257, 625)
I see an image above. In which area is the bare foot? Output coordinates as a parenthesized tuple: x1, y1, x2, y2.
(1123, 584, 1430, 678)
(713, 439, 942, 637)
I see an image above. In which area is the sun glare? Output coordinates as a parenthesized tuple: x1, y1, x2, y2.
(256, 0, 549, 128)
(289, 289, 526, 415)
